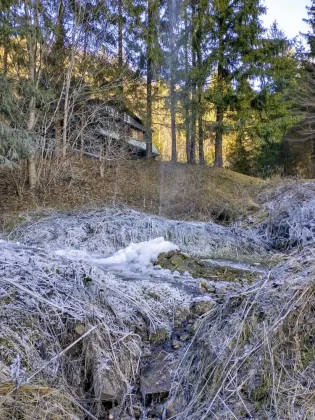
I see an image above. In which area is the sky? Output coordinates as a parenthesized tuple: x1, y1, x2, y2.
(263, 0, 310, 40)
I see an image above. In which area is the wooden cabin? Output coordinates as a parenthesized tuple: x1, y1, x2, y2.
(72, 101, 160, 159)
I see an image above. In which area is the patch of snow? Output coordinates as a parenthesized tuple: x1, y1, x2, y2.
(54, 237, 179, 277)
(98, 237, 178, 267)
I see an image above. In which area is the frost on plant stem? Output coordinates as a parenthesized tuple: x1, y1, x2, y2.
(257, 181, 315, 249)
(11, 206, 265, 260)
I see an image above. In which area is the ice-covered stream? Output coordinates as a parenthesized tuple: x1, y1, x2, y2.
(2, 207, 268, 299)
(55, 236, 180, 276)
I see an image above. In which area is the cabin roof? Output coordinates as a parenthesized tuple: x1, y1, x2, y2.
(86, 98, 146, 131)
(126, 137, 160, 156)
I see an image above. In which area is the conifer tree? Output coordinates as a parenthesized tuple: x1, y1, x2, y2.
(161, 0, 180, 162)
(206, 0, 266, 167)
(126, 0, 163, 158)
(304, 0, 315, 57)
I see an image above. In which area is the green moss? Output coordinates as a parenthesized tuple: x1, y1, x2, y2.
(146, 291, 161, 301)
(154, 251, 259, 284)
(301, 347, 315, 368)
(5, 215, 27, 232)
(252, 376, 272, 403)
(150, 328, 169, 344)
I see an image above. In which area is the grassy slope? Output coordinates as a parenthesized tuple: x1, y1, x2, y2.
(0, 158, 264, 224)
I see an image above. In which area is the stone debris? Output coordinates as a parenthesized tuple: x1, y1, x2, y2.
(191, 296, 217, 316)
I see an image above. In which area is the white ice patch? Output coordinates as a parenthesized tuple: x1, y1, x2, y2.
(55, 237, 179, 278)
(98, 237, 178, 267)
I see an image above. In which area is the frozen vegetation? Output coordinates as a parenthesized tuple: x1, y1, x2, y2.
(1, 181, 315, 419)
(0, 239, 193, 419)
(256, 181, 315, 249)
(10, 206, 265, 261)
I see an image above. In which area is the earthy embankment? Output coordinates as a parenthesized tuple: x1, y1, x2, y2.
(0, 158, 263, 224)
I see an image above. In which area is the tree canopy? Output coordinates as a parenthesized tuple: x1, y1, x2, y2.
(0, 0, 311, 180)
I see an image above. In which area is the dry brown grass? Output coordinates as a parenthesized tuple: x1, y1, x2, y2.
(0, 157, 264, 224)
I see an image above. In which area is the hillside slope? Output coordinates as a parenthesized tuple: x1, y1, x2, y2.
(0, 159, 263, 224)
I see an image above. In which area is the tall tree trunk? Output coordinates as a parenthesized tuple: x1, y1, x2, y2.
(146, 0, 153, 159)
(197, 62, 204, 165)
(118, 0, 124, 99)
(214, 16, 225, 168)
(185, 104, 191, 163)
(62, 10, 78, 157)
(184, 7, 191, 163)
(169, 0, 177, 162)
(311, 138, 315, 178)
(55, 0, 65, 52)
(146, 56, 153, 159)
(189, 1, 197, 164)
(214, 103, 224, 167)
(196, 3, 204, 165)
(190, 53, 197, 164)
(214, 61, 224, 168)
(62, 64, 72, 157)
(198, 111, 204, 165)
(51, 0, 65, 157)
(3, 40, 8, 74)
(170, 75, 177, 162)
(25, 1, 38, 188)
(27, 98, 37, 189)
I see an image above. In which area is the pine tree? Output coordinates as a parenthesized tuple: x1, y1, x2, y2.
(226, 23, 299, 175)
(205, 0, 266, 167)
(126, 0, 163, 159)
(304, 0, 315, 57)
(161, 0, 180, 162)
(254, 24, 299, 173)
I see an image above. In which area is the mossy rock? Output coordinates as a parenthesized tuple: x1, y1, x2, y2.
(154, 251, 259, 284)
(150, 327, 169, 344)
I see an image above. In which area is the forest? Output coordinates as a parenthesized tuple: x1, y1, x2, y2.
(1, 0, 315, 192)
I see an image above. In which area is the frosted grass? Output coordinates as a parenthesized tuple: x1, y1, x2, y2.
(11, 206, 265, 260)
(258, 181, 315, 249)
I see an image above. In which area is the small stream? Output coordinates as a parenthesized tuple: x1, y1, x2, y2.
(203, 258, 267, 274)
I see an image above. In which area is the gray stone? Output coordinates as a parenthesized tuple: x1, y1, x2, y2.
(165, 399, 177, 418)
(108, 406, 121, 419)
(142, 346, 152, 357)
(140, 351, 174, 403)
(171, 340, 182, 349)
(179, 333, 190, 341)
(199, 280, 216, 293)
(130, 405, 141, 417)
(215, 285, 227, 297)
(98, 380, 118, 402)
(191, 296, 217, 316)
(155, 403, 166, 417)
